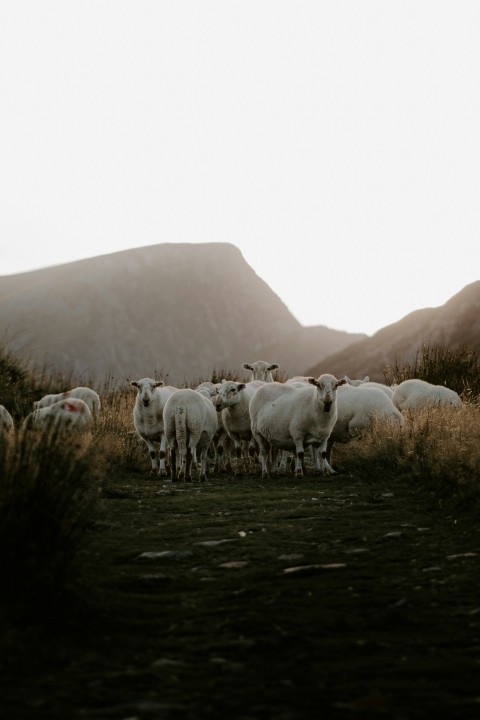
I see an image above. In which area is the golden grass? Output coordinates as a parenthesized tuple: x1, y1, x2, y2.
(340, 401, 480, 499)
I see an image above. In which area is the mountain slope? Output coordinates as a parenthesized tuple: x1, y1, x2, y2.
(305, 281, 480, 382)
(0, 243, 364, 385)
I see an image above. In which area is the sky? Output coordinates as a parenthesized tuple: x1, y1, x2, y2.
(1, 1, 479, 336)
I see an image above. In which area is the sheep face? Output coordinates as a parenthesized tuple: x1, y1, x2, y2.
(308, 374, 346, 412)
(215, 381, 246, 412)
(130, 378, 164, 408)
(243, 361, 279, 382)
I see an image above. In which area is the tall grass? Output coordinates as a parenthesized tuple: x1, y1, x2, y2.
(1, 339, 480, 626)
(385, 344, 480, 398)
(342, 402, 480, 505)
(91, 384, 146, 476)
(0, 427, 96, 613)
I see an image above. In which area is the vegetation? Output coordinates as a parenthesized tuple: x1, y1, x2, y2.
(385, 343, 480, 398)
(1, 343, 480, 717)
(0, 427, 95, 614)
(1, 344, 479, 611)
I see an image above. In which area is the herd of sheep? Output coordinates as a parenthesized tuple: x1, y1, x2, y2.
(0, 360, 463, 481)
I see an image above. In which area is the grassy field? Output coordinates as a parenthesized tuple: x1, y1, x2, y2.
(2, 344, 480, 718)
(2, 463, 480, 720)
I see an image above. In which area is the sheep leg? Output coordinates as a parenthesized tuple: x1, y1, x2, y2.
(254, 435, 271, 479)
(170, 447, 178, 482)
(293, 438, 305, 477)
(143, 437, 159, 476)
(199, 447, 208, 482)
(185, 447, 193, 482)
(315, 437, 336, 475)
(158, 434, 169, 476)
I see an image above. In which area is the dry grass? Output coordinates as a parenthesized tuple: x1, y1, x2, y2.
(0, 426, 96, 611)
(341, 401, 480, 502)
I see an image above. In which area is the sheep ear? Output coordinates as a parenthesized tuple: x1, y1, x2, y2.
(307, 377, 318, 386)
(269, 364, 279, 371)
(243, 363, 253, 371)
(130, 380, 139, 388)
(237, 383, 246, 391)
(336, 378, 348, 387)
(154, 381, 164, 387)
(222, 379, 227, 384)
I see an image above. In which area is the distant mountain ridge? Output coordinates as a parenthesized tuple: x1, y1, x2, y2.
(306, 280, 480, 382)
(0, 243, 365, 385)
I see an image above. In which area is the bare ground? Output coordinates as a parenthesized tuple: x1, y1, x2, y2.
(1, 467, 480, 719)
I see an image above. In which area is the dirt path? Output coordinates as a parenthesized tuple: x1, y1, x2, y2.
(2, 470, 480, 719)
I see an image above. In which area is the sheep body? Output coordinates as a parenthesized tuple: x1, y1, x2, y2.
(214, 380, 264, 474)
(392, 379, 462, 411)
(130, 378, 178, 476)
(196, 382, 232, 473)
(249, 375, 346, 478)
(0, 405, 14, 433)
(34, 387, 101, 415)
(344, 375, 393, 398)
(327, 384, 404, 463)
(164, 388, 218, 481)
(24, 398, 92, 431)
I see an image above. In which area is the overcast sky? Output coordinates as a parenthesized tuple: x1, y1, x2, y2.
(1, 1, 479, 335)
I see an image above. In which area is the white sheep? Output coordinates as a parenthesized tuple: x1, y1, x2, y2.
(130, 378, 178, 476)
(163, 388, 218, 482)
(196, 382, 233, 473)
(0, 405, 14, 433)
(326, 384, 404, 465)
(343, 375, 370, 386)
(23, 398, 92, 431)
(392, 379, 463, 411)
(285, 376, 311, 385)
(243, 361, 279, 382)
(249, 374, 346, 478)
(214, 380, 264, 474)
(34, 386, 101, 415)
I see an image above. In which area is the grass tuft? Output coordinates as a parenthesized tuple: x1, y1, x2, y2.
(0, 427, 97, 615)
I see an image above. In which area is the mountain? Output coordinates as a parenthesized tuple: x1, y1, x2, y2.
(0, 243, 365, 386)
(305, 280, 480, 382)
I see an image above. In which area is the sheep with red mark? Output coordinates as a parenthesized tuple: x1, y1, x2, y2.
(23, 398, 92, 431)
(249, 374, 346, 478)
(34, 386, 101, 415)
(164, 388, 218, 482)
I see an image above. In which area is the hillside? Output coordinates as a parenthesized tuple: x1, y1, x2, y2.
(0, 243, 364, 386)
(306, 280, 480, 382)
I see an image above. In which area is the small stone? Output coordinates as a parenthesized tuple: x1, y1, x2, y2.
(344, 547, 369, 555)
(283, 563, 346, 575)
(219, 561, 250, 569)
(383, 531, 404, 540)
(137, 550, 193, 560)
(194, 539, 237, 547)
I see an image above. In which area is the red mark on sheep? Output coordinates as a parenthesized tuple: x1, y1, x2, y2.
(64, 401, 81, 412)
